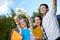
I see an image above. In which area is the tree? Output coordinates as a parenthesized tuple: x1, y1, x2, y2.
(0, 9, 16, 40)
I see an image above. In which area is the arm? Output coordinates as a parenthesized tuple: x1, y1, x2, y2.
(52, 0, 57, 6)
(23, 13, 33, 31)
(49, 0, 57, 15)
(50, 0, 57, 15)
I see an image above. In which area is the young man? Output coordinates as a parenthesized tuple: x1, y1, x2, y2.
(13, 16, 22, 33)
(10, 16, 22, 40)
(39, 0, 60, 40)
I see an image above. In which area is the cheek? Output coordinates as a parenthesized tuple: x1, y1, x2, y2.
(35, 20, 38, 23)
(21, 24, 25, 27)
(40, 9, 45, 12)
(20, 22, 24, 26)
(21, 23, 23, 26)
(38, 21, 40, 24)
(35, 20, 39, 24)
(25, 23, 27, 26)
(39, 21, 41, 24)
(23, 22, 27, 26)
(40, 7, 47, 11)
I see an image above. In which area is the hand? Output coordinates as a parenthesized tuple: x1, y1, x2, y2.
(17, 8, 25, 14)
(34, 36, 43, 40)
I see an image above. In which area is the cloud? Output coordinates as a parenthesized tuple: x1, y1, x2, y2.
(0, 0, 14, 15)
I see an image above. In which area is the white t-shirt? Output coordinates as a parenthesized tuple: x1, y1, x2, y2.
(42, 6, 60, 40)
(30, 31, 34, 40)
(18, 28, 21, 34)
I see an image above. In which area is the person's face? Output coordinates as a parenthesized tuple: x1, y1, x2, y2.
(40, 5, 48, 15)
(20, 20, 27, 28)
(14, 18, 20, 25)
(35, 17, 41, 25)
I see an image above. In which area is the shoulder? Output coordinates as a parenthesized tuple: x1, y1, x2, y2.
(11, 27, 19, 33)
(11, 29, 15, 34)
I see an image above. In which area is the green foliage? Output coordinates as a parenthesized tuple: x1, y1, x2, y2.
(0, 9, 16, 40)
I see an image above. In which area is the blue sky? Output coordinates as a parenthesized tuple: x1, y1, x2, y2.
(0, 0, 60, 16)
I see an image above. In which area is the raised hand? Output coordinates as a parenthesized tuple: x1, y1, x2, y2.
(52, 0, 57, 6)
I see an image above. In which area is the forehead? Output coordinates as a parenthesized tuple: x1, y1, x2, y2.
(35, 17, 40, 20)
(40, 5, 46, 8)
(20, 20, 25, 22)
(14, 18, 20, 21)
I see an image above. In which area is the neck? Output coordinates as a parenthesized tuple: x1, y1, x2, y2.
(37, 25, 40, 26)
(43, 11, 48, 16)
(23, 26, 28, 29)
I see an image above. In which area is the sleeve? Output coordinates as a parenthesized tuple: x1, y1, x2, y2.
(49, 5, 57, 15)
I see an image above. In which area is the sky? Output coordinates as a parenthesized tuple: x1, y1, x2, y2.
(0, 0, 60, 16)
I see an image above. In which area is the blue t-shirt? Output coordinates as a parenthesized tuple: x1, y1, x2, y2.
(21, 29, 30, 40)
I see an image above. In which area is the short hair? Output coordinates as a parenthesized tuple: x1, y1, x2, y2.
(40, 4, 49, 9)
(39, 4, 49, 13)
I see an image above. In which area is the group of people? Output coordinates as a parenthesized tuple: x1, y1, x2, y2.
(11, 0, 60, 40)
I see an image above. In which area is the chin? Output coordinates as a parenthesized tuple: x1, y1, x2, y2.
(41, 12, 45, 15)
(22, 25, 24, 27)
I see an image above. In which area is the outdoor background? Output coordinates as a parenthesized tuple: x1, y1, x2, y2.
(0, 0, 60, 40)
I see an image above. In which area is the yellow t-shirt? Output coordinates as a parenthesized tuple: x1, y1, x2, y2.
(32, 25, 43, 38)
(11, 31, 23, 40)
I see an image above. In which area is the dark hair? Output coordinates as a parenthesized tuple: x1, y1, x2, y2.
(40, 4, 49, 9)
(24, 20, 28, 26)
(33, 15, 42, 29)
(35, 15, 42, 26)
(23, 19, 30, 28)
(39, 4, 49, 13)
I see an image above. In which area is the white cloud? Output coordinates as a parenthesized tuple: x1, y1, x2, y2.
(0, 0, 14, 15)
